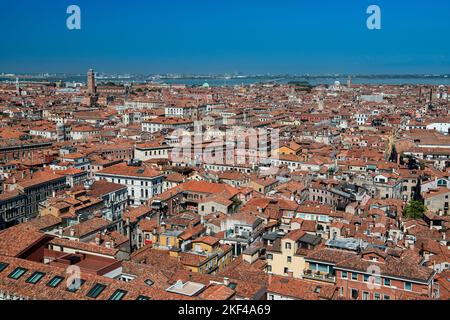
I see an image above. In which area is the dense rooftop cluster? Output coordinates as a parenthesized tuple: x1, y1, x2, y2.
(0, 72, 449, 300)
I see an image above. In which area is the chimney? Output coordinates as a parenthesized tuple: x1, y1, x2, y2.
(223, 277, 230, 286)
(95, 232, 101, 245)
(105, 241, 112, 248)
(69, 228, 75, 237)
(58, 226, 63, 236)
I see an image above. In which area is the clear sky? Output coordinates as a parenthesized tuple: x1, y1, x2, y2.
(0, 0, 449, 74)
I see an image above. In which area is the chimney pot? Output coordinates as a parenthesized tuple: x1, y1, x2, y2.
(95, 232, 101, 245)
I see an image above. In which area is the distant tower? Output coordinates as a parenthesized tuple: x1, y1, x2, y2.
(15, 77, 21, 95)
(347, 76, 352, 89)
(87, 69, 96, 95)
(318, 96, 324, 111)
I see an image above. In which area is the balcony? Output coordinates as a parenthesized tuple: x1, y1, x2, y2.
(303, 269, 336, 283)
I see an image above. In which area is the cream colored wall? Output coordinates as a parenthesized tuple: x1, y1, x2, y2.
(425, 193, 450, 215)
(267, 239, 305, 279)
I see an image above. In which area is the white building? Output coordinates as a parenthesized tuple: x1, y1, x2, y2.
(95, 163, 165, 207)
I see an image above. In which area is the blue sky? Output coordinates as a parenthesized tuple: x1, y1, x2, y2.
(0, 0, 449, 74)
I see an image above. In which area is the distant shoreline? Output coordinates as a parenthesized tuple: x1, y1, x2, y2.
(1, 74, 450, 87)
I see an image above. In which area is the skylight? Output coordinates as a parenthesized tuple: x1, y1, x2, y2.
(26, 271, 46, 284)
(144, 279, 154, 287)
(109, 289, 128, 300)
(47, 276, 64, 288)
(0, 262, 9, 273)
(86, 283, 106, 299)
(8, 267, 28, 280)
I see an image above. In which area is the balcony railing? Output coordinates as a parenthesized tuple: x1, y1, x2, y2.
(303, 269, 336, 283)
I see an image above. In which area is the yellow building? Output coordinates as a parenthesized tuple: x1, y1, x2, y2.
(266, 230, 322, 278)
(272, 142, 302, 156)
(170, 236, 234, 274)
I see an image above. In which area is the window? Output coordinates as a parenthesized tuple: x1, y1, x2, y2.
(351, 273, 358, 281)
(384, 295, 390, 300)
(267, 254, 273, 260)
(137, 295, 150, 300)
(26, 272, 46, 284)
(384, 278, 391, 286)
(285, 242, 291, 250)
(341, 271, 348, 279)
(284, 267, 289, 274)
(0, 262, 9, 273)
(109, 289, 128, 300)
(362, 292, 370, 300)
(318, 264, 329, 273)
(404, 282, 412, 291)
(363, 274, 369, 282)
(267, 265, 272, 272)
(47, 276, 64, 288)
(287, 256, 292, 263)
(351, 288, 358, 300)
(86, 283, 107, 299)
(374, 293, 381, 300)
(8, 267, 28, 280)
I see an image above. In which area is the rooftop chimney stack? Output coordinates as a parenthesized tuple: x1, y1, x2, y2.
(95, 232, 101, 245)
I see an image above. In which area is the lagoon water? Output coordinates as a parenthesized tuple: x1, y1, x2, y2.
(1, 75, 450, 87)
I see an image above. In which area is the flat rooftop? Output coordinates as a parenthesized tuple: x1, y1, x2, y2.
(166, 280, 205, 297)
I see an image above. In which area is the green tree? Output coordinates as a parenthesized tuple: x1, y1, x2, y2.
(403, 200, 427, 219)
